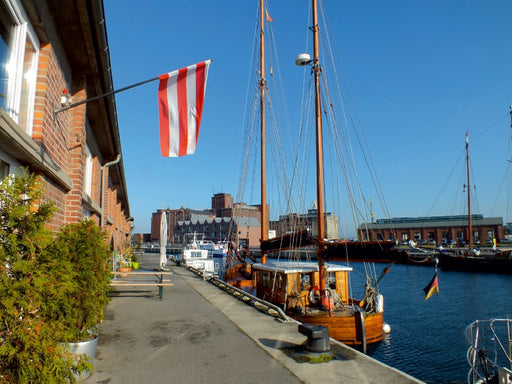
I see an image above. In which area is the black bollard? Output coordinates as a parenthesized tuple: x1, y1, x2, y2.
(298, 323, 330, 352)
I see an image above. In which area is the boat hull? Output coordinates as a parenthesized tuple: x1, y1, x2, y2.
(322, 240, 399, 263)
(438, 252, 512, 274)
(293, 310, 384, 351)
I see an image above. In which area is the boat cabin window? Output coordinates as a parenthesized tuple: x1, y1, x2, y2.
(327, 272, 336, 287)
(262, 273, 270, 288)
(277, 274, 283, 290)
(191, 251, 203, 258)
(300, 274, 311, 291)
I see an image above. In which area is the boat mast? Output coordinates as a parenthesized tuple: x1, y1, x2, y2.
(465, 131, 473, 249)
(312, 0, 326, 293)
(260, 0, 268, 263)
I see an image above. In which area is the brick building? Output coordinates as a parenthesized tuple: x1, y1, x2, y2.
(150, 207, 214, 243)
(270, 209, 339, 239)
(149, 193, 264, 247)
(0, 0, 131, 250)
(212, 192, 267, 221)
(358, 215, 504, 245)
(175, 216, 260, 247)
(151, 193, 342, 247)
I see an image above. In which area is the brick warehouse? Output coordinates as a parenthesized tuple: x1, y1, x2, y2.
(0, 0, 131, 249)
(358, 215, 504, 246)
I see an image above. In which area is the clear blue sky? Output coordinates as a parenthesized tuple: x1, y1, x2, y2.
(104, 1, 512, 235)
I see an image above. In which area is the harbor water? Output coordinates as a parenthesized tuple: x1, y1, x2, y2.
(346, 261, 512, 384)
(202, 253, 511, 383)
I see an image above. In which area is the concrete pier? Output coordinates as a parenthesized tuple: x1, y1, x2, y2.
(83, 254, 424, 384)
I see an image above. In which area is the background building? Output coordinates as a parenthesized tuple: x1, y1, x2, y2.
(1, 0, 131, 250)
(151, 192, 264, 247)
(151, 193, 342, 247)
(174, 216, 260, 247)
(358, 215, 504, 245)
(150, 207, 214, 243)
(270, 209, 339, 239)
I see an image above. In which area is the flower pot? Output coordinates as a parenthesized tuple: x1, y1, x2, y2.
(132, 261, 139, 269)
(119, 266, 132, 277)
(66, 334, 98, 381)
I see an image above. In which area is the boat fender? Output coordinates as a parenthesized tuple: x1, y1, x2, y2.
(325, 288, 340, 305)
(383, 323, 391, 334)
(309, 286, 320, 304)
(376, 294, 384, 313)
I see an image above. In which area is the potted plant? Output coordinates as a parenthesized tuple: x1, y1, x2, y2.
(119, 254, 132, 276)
(43, 219, 112, 380)
(51, 220, 112, 337)
(131, 253, 140, 270)
(0, 171, 88, 382)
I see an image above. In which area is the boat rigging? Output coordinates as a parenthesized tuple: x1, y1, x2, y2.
(225, 0, 395, 353)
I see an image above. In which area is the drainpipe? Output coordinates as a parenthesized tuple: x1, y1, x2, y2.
(101, 154, 121, 228)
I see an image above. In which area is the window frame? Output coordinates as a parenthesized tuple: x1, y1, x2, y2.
(1, 0, 39, 135)
(83, 144, 93, 197)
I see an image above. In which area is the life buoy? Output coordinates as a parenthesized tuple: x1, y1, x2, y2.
(309, 286, 320, 304)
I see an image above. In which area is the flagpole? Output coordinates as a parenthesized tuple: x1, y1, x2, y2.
(54, 75, 160, 116)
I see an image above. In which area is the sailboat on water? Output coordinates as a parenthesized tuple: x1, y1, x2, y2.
(225, 0, 391, 352)
(435, 129, 512, 273)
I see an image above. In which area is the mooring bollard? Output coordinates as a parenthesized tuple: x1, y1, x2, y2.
(298, 323, 330, 352)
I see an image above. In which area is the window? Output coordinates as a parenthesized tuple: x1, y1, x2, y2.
(262, 273, 270, 288)
(83, 144, 93, 196)
(0, 0, 39, 134)
(191, 251, 202, 259)
(300, 274, 311, 291)
(327, 272, 336, 287)
(0, 158, 8, 179)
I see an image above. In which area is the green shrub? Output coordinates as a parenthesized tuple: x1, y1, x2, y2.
(0, 172, 111, 383)
(0, 172, 81, 382)
(47, 220, 111, 342)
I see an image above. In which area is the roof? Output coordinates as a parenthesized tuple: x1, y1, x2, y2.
(233, 216, 260, 227)
(253, 261, 352, 274)
(25, 0, 130, 216)
(359, 215, 503, 230)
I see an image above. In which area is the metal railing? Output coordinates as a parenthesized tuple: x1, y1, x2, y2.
(185, 265, 291, 322)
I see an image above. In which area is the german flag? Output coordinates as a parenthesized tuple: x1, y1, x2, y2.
(423, 271, 439, 301)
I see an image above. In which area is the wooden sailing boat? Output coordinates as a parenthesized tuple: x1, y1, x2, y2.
(436, 130, 512, 273)
(225, 0, 389, 353)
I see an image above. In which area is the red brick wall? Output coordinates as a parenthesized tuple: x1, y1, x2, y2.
(27, 41, 131, 250)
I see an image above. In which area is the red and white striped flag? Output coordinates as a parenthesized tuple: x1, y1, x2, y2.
(158, 60, 211, 157)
